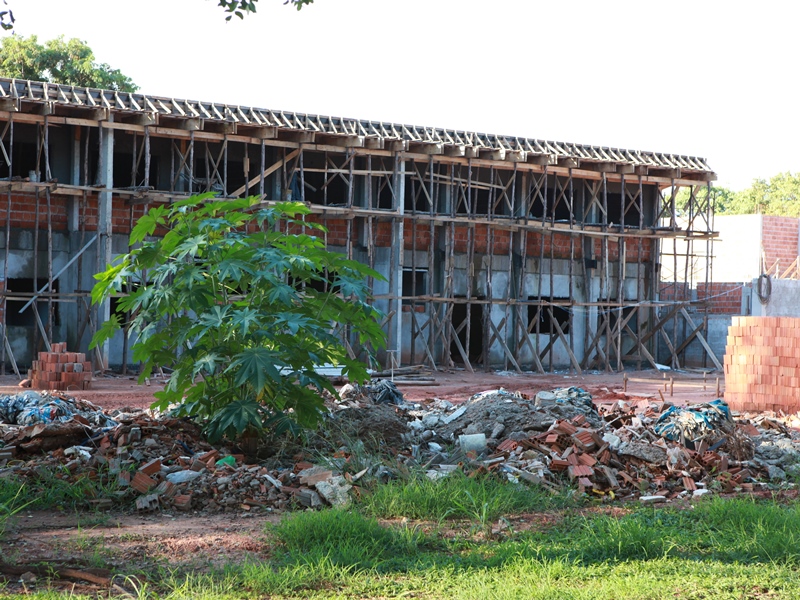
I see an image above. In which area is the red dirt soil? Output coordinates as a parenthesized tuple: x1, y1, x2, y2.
(0, 368, 724, 411)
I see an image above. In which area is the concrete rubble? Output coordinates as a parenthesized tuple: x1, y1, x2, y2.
(403, 386, 800, 499)
(1, 380, 800, 513)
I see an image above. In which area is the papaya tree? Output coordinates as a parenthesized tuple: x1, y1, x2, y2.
(91, 194, 385, 441)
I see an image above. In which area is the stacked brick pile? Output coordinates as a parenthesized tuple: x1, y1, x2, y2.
(724, 316, 800, 413)
(28, 342, 93, 391)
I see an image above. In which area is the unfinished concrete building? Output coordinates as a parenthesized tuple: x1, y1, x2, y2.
(0, 77, 720, 376)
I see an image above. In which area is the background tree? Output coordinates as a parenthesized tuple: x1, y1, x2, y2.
(0, 0, 12, 30)
(724, 172, 800, 217)
(91, 195, 385, 441)
(219, 0, 314, 20)
(0, 35, 137, 91)
(0, 1, 314, 30)
(664, 185, 736, 218)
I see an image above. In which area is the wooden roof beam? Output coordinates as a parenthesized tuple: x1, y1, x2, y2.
(649, 167, 681, 179)
(479, 147, 506, 161)
(364, 137, 384, 150)
(555, 157, 578, 168)
(528, 154, 552, 166)
(385, 139, 408, 152)
(25, 101, 54, 116)
(465, 146, 480, 158)
(680, 171, 718, 183)
(408, 141, 443, 155)
(278, 129, 315, 143)
(0, 97, 19, 112)
(583, 162, 617, 173)
(316, 133, 365, 148)
(120, 112, 157, 126)
(237, 125, 277, 139)
(444, 144, 466, 157)
(203, 120, 237, 134)
(159, 116, 203, 130)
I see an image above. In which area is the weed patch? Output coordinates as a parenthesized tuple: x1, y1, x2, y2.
(267, 508, 431, 572)
(359, 471, 570, 522)
(0, 467, 120, 511)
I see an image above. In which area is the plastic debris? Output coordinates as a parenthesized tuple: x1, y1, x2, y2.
(339, 379, 404, 405)
(0, 391, 116, 427)
(654, 399, 733, 444)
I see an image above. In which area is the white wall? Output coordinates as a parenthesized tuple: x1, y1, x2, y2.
(713, 214, 762, 283)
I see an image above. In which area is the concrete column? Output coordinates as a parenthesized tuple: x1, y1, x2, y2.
(97, 116, 114, 368)
(390, 157, 406, 365)
(67, 126, 81, 232)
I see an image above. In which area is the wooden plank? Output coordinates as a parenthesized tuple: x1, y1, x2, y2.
(448, 320, 474, 374)
(622, 322, 659, 371)
(637, 304, 682, 347)
(230, 148, 300, 197)
(679, 308, 723, 371)
(487, 317, 522, 373)
(410, 310, 438, 370)
(513, 305, 545, 374)
(671, 322, 703, 358)
(659, 327, 679, 369)
(548, 307, 582, 375)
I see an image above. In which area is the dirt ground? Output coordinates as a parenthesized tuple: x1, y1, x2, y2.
(0, 367, 726, 593)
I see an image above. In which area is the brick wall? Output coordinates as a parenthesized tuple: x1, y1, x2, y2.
(404, 222, 432, 250)
(322, 218, 350, 245)
(762, 215, 799, 273)
(526, 232, 582, 259)
(696, 282, 743, 314)
(592, 238, 653, 263)
(724, 316, 800, 413)
(3, 192, 149, 235)
(658, 284, 693, 303)
(3, 193, 68, 230)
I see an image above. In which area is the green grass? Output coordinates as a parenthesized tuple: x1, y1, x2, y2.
(0, 466, 121, 511)
(264, 507, 434, 571)
(5, 480, 800, 599)
(359, 471, 571, 522)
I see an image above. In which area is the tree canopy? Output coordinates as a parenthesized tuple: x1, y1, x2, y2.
(721, 173, 800, 217)
(219, 0, 314, 20)
(0, 35, 137, 91)
(678, 173, 800, 217)
(0, 1, 313, 30)
(0, 0, 12, 31)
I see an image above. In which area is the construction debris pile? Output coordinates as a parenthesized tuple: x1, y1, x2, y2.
(1, 382, 800, 513)
(404, 387, 800, 501)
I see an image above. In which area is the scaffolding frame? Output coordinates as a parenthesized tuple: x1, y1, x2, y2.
(0, 78, 719, 375)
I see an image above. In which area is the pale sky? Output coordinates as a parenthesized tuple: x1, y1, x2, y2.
(4, 0, 798, 191)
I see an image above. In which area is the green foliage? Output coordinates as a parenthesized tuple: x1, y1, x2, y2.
(218, 0, 314, 21)
(0, 0, 13, 31)
(91, 194, 385, 441)
(676, 172, 800, 216)
(725, 172, 800, 216)
(0, 35, 137, 91)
